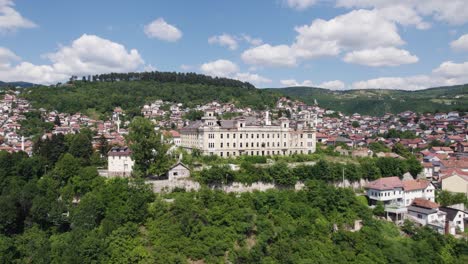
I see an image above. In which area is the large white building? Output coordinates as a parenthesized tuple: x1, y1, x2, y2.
(108, 146, 134, 177)
(180, 110, 317, 157)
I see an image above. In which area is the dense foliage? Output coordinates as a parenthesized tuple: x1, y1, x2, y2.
(22, 79, 280, 116)
(269, 84, 468, 115)
(195, 156, 423, 186)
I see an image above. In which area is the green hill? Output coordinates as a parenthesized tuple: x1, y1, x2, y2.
(22, 78, 281, 117)
(19, 70, 468, 116)
(268, 84, 468, 115)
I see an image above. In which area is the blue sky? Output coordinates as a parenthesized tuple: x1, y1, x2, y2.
(1, 0, 468, 90)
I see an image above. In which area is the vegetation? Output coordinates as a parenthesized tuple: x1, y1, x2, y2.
(22, 78, 280, 116)
(269, 84, 468, 115)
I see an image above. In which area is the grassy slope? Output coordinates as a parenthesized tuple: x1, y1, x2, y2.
(267, 84, 468, 115)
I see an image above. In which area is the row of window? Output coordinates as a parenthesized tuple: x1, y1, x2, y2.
(370, 190, 402, 197)
(213, 133, 313, 139)
(209, 141, 314, 149)
(218, 149, 310, 157)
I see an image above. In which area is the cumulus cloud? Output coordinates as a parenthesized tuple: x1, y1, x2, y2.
(208, 34, 238, 50)
(144, 18, 182, 42)
(319, 80, 346, 89)
(200, 59, 239, 77)
(336, 0, 468, 25)
(451, 34, 468, 51)
(241, 44, 297, 67)
(242, 34, 263, 46)
(280, 79, 314, 87)
(241, 9, 408, 67)
(285, 0, 317, 10)
(200, 59, 271, 86)
(343, 47, 418, 67)
(235, 72, 271, 84)
(280, 79, 345, 89)
(0, 0, 37, 32)
(0, 34, 144, 84)
(351, 60, 468, 90)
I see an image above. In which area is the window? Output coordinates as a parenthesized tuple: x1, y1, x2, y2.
(257, 134, 259, 138)
(417, 214, 422, 219)
(240, 143, 242, 148)
(220, 152, 223, 157)
(233, 143, 236, 148)
(267, 134, 270, 139)
(220, 143, 223, 148)
(221, 134, 223, 139)
(233, 134, 236, 139)
(240, 134, 243, 139)
(300, 134, 303, 138)
(308, 134, 313, 138)
(262, 134, 264, 139)
(283, 134, 286, 138)
(227, 134, 230, 139)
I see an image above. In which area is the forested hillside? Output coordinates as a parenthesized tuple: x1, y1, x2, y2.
(269, 84, 468, 115)
(2, 146, 468, 263)
(22, 79, 280, 116)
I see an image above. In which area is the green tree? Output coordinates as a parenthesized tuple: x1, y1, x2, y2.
(127, 117, 172, 176)
(352, 121, 360, 128)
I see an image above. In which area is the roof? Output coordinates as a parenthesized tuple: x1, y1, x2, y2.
(403, 179, 431, 191)
(168, 162, 190, 171)
(365, 176, 403, 190)
(411, 198, 439, 209)
(439, 207, 465, 221)
(108, 146, 132, 156)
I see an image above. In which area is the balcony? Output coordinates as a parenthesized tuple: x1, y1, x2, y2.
(385, 202, 407, 214)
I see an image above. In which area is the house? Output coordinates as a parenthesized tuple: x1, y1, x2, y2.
(107, 146, 134, 177)
(440, 207, 468, 235)
(407, 198, 446, 234)
(402, 179, 436, 206)
(167, 162, 190, 181)
(441, 173, 468, 196)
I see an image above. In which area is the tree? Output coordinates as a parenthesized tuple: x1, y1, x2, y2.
(127, 117, 172, 176)
(352, 121, 360, 128)
(54, 115, 61, 126)
(68, 133, 93, 162)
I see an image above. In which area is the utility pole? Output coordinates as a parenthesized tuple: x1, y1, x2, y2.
(342, 167, 345, 188)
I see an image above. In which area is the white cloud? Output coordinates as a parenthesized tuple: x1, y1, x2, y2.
(280, 79, 314, 87)
(242, 34, 263, 46)
(279, 79, 345, 90)
(143, 64, 157, 71)
(319, 80, 346, 89)
(285, 0, 317, 10)
(144, 18, 182, 42)
(200, 59, 271, 86)
(0, 34, 144, 84)
(343, 47, 418, 67)
(432, 61, 468, 78)
(180, 64, 193, 71)
(208, 34, 238, 50)
(242, 9, 407, 67)
(235, 72, 271, 84)
(351, 60, 468, 90)
(241, 44, 297, 67)
(200, 59, 239, 77)
(0, 0, 37, 32)
(336, 0, 468, 25)
(0, 46, 20, 67)
(451, 34, 468, 51)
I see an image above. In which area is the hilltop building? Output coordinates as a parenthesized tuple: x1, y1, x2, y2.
(107, 146, 134, 177)
(180, 110, 317, 157)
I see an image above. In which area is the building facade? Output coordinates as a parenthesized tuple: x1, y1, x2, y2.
(108, 146, 134, 177)
(180, 110, 317, 157)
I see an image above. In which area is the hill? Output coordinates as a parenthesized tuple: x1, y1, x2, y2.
(22, 73, 281, 116)
(268, 84, 468, 115)
(0, 81, 36, 88)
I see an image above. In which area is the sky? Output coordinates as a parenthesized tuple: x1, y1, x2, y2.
(1, 0, 468, 90)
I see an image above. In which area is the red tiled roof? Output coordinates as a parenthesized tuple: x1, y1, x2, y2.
(403, 179, 431, 191)
(411, 198, 439, 209)
(365, 176, 403, 190)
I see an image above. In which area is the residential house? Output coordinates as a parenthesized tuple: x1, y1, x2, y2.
(407, 198, 446, 234)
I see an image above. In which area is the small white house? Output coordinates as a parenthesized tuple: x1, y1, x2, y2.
(440, 207, 468, 235)
(108, 146, 134, 177)
(407, 198, 446, 234)
(167, 162, 190, 181)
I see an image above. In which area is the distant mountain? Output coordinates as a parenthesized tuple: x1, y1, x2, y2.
(267, 84, 468, 115)
(0, 81, 37, 88)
